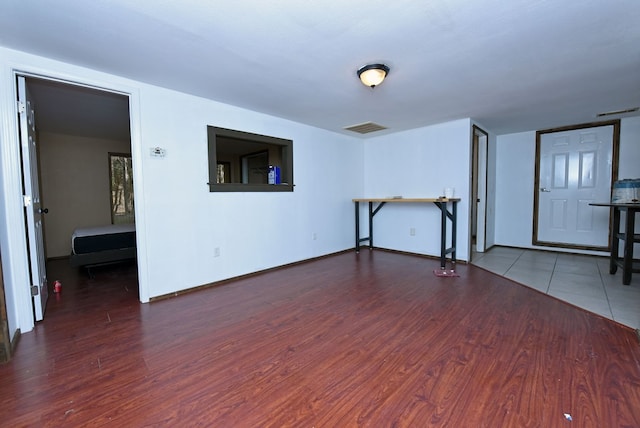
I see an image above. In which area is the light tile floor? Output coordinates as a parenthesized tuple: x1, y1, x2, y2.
(471, 246, 640, 330)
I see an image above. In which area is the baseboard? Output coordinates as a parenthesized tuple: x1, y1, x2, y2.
(11, 328, 21, 354)
(150, 249, 353, 302)
(364, 246, 468, 264)
(1, 328, 21, 364)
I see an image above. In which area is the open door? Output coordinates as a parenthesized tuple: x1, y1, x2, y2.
(17, 76, 49, 321)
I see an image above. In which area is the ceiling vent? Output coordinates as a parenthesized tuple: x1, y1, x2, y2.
(344, 122, 388, 134)
(596, 107, 638, 117)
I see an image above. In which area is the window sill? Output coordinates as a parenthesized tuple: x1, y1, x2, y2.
(208, 183, 294, 192)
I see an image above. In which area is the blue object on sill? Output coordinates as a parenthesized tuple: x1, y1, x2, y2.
(268, 165, 281, 184)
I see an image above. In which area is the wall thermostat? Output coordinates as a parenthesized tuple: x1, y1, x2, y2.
(150, 147, 166, 157)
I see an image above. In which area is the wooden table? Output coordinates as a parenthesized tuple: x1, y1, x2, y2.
(590, 202, 640, 285)
(353, 198, 460, 269)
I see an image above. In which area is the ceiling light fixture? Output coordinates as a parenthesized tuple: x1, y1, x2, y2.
(357, 63, 390, 88)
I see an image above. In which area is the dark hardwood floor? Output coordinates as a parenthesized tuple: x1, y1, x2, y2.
(1, 251, 639, 427)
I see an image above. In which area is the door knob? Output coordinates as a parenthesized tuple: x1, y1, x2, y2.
(38, 208, 49, 214)
(540, 188, 551, 192)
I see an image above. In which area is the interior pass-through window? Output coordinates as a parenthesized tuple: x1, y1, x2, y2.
(207, 126, 293, 192)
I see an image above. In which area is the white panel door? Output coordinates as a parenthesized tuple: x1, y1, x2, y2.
(18, 76, 49, 321)
(536, 124, 613, 248)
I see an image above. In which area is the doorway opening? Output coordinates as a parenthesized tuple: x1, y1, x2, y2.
(471, 125, 488, 259)
(18, 75, 136, 321)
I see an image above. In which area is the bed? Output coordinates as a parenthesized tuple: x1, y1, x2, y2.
(70, 223, 136, 272)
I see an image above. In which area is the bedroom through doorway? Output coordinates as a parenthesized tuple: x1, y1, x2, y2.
(23, 76, 137, 312)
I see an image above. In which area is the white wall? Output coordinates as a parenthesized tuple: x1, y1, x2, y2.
(137, 87, 363, 297)
(0, 47, 364, 335)
(484, 130, 498, 249)
(619, 116, 640, 179)
(494, 130, 536, 249)
(617, 117, 640, 255)
(494, 116, 640, 254)
(361, 119, 472, 261)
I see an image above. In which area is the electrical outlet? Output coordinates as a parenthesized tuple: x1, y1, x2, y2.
(214, 247, 220, 257)
(410, 228, 416, 236)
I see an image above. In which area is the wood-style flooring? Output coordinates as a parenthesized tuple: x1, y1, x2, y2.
(1, 251, 639, 427)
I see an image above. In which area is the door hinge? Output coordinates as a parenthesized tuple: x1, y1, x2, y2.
(31, 285, 39, 296)
(23, 195, 32, 207)
(17, 100, 26, 114)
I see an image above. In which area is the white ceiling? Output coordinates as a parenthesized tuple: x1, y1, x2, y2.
(1, 0, 639, 139)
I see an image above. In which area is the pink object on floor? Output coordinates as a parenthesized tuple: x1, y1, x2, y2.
(433, 269, 459, 277)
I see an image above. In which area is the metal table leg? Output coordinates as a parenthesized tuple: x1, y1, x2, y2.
(355, 201, 360, 252)
(610, 207, 620, 274)
(440, 202, 447, 269)
(622, 207, 635, 285)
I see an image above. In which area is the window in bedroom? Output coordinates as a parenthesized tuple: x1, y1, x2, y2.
(207, 126, 294, 192)
(109, 153, 134, 224)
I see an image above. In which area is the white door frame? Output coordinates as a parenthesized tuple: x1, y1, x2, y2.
(0, 66, 149, 333)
